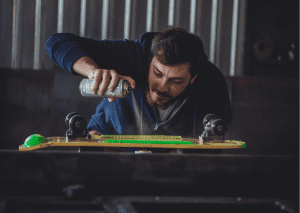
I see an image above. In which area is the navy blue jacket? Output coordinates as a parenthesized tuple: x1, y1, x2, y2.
(46, 32, 232, 139)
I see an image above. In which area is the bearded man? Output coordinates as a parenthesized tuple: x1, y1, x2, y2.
(46, 26, 232, 153)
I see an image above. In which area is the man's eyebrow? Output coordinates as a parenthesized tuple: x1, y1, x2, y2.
(153, 66, 162, 73)
(153, 65, 185, 80)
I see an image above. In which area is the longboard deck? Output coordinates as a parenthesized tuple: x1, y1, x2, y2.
(19, 135, 246, 151)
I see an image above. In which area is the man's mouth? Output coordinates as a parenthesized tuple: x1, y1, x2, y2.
(151, 90, 169, 101)
(146, 87, 171, 109)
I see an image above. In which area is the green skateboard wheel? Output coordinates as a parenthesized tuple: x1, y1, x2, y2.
(24, 134, 47, 147)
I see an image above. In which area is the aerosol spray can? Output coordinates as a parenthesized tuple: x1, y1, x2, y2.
(79, 79, 132, 98)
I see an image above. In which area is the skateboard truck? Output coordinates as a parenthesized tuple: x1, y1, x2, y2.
(65, 112, 91, 142)
(200, 114, 228, 144)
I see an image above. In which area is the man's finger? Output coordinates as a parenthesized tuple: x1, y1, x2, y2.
(108, 97, 117, 102)
(92, 69, 102, 94)
(122, 76, 136, 89)
(108, 73, 120, 92)
(88, 71, 95, 79)
(98, 69, 111, 96)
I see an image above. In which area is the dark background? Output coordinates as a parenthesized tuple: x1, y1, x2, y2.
(0, 0, 298, 156)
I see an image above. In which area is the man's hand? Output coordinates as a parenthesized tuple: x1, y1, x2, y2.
(88, 69, 136, 102)
(89, 130, 103, 136)
(72, 56, 136, 102)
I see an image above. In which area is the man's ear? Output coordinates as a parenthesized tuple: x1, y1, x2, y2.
(190, 74, 198, 84)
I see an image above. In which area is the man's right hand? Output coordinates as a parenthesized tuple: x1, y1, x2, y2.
(88, 69, 136, 102)
(72, 56, 135, 102)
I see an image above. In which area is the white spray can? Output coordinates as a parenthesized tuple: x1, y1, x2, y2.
(79, 79, 132, 98)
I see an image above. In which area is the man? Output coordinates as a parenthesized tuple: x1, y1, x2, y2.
(46, 26, 232, 152)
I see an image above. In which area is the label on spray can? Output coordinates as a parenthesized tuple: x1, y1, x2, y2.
(79, 79, 131, 98)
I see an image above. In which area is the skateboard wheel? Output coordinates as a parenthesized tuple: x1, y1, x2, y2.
(211, 119, 228, 136)
(65, 112, 79, 126)
(203, 114, 219, 126)
(69, 115, 86, 132)
(24, 134, 47, 147)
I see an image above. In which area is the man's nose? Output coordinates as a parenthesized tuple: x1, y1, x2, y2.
(158, 78, 169, 93)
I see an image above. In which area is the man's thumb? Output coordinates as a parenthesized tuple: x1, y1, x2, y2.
(123, 76, 136, 89)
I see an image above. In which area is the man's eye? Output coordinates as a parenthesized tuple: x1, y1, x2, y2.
(154, 71, 162, 76)
(173, 80, 183, 84)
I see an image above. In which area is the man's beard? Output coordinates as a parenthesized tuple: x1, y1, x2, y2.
(145, 87, 187, 110)
(145, 87, 172, 110)
(145, 83, 192, 110)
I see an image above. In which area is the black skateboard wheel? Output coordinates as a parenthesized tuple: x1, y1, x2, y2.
(211, 119, 228, 136)
(69, 115, 86, 132)
(65, 112, 79, 126)
(203, 114, 219, 126)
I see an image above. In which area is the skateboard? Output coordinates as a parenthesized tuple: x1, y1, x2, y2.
(19, 113, 246, 151)
(19, 134, 246, 151)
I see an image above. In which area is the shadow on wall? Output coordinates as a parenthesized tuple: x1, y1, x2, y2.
(50, 67, 101, 138)
(1, 67, 299, 156)
(224, 76, 299, 155)
(1, 68, 55, 150)
(1, 67, 99, 149)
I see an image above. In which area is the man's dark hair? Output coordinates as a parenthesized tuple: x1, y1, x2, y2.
(150, 26, 208, 78)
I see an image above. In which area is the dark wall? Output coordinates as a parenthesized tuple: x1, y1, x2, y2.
(0, 67, 99, 150)
(223, 76, 299, 155)
(1, 69, 54, 149)
(245, 0, 299, 77)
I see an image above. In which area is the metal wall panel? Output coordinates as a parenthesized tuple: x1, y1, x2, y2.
(177, 0, 190, 32)
(85, 0, 103, 39)
(111, 0, 125, 40)
(0, 0, 247, 76)
(0, 0, 13, 68)
(153, 0, 159, 31)
(216, 0, 233, 75)
(34, 0, 43, 70)
(11, 0, 22, 69)
(20, 0, 35, 69)
(133, 0, 147, 37)
(61, 0, 81, 34)
(107, 0, 115, 40)
(156, 0, 169, 34)
(130, 0, 137, 39)
(235, 0, 247, 76)
(40, 0, 58, 70)
(197, 0, 212, 61)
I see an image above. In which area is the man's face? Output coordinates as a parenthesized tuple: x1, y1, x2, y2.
(147, 57, 197, 109)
